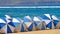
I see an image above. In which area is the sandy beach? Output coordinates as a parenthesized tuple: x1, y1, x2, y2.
(10, 29, 60, 34)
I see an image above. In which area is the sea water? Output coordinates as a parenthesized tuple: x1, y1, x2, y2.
(0, 8, 60, 19)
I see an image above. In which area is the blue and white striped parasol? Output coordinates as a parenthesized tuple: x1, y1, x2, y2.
(5, 15, 15, 33)
(14, 18, 27, 32)
(24, 16, 36, 31)
(52, 15, 60, 28)
(0, 18, 7, 33)
(42, 14, 55, 29)
(5, 15, 20, 33)
(12, 18, 21, 32)
(33, 16, 42, 30)
(33, 16, 46, 30)
(20, 21, 28, 32)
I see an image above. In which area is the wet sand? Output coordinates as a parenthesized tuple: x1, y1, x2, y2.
(10, 29, 60, 34)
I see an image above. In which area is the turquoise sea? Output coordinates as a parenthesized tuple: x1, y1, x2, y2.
(0, 8, 60, 19)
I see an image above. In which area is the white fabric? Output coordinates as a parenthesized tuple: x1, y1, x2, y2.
(8, 24, 15, 32)
(52, 15, 59, 20)
(25, 22, 32, 28)
(42, 20, 51, 25)
(25, 16, 32, 21)
(44, 14, 51, 19)
(5, 15, 11, 19)
(12, 18, 20, 23)
(33, 17, 40, 21)
(0, 18, 6, 23)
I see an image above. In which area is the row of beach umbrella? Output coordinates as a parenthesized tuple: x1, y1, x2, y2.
(0, 14, 60, 33)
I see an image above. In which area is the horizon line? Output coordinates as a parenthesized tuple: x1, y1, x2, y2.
(0, 6, 60, 8)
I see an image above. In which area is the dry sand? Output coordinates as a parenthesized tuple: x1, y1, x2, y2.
(10, 29, 60, 34)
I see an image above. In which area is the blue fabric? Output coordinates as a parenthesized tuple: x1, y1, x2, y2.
(0, 23, 6, 29)
(41, 22, 46, 30)
(34, 21, 40, 26)
(1, 17, 6, 22)
(34, 22, 37, 26)
(24, 17, 31, 22)
(42, 15, 50, 20)
(20, 24, 25, 32)
(8, 22, 15, 27)
(34, 22, 37, 27)
(46, 21, 52, 29)
(14, 23, 20, 27)
(7, 25, 12, 33)
(16, 18, 21, 21)
(53, 20, 59, 26)
(37, 16, 41, 19)
(28, 23, 33, 31)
